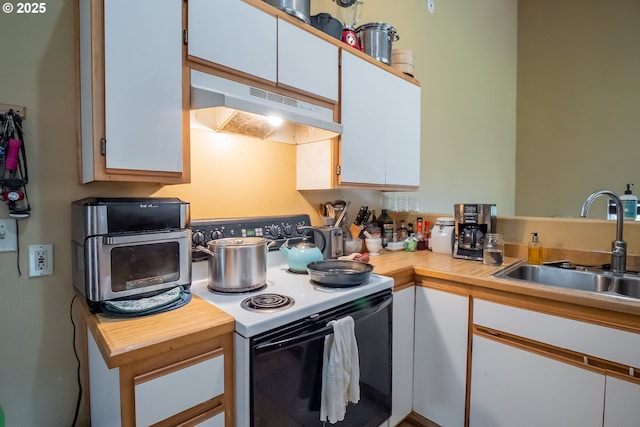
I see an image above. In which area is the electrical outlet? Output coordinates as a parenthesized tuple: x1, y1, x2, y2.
(29, 244, 54, 277)
(0, 219, 18, 252)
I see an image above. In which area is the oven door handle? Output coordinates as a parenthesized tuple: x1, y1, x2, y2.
(254, 296, 392, 353)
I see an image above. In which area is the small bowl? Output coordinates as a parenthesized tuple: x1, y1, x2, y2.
(365, 237, 383, 255)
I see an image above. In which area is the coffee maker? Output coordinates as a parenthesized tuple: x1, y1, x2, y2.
(452, 203, 497, 261)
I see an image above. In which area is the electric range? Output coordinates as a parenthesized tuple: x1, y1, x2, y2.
(189, 215, 395, 426)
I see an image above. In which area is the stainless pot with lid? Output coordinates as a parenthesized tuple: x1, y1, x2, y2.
(263, 0, 310, 24)
(197, 237, 274, 293)
(355, 22, 400, 65)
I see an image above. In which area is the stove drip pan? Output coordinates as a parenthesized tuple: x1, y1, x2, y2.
(207, 282, 267, 294)
(241, 293, 295, 312)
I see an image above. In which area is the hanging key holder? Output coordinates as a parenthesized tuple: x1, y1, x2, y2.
(0, 109, 31, 218)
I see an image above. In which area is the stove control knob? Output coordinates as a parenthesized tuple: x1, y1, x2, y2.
(268, 225, 280, 238)
(192, 230, 206, 246)
(283, 224, 293, 236)
(296, 224, 308, 235)
(211, 230, 224, 240)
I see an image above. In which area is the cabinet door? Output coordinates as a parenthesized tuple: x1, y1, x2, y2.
(103, 0, 183, 173)
(187, 0, 277, 82)
(385, 77, 421, 186)
(604, 374, 640, 426)
(413, 287, 469, 427)
(469, 335, 605, 427)
(389, 286, 415, 426)
(340, 52, 387, 185)
(135, 352, 225, 426)
(277, 19, 339, 102)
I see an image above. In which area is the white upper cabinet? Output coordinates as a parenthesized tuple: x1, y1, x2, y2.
(187, 2, 338, 103)
(277, 19, 339, 102)
(103, 0, 183, 174)
(78, 0, 187, 183)
(385, 75, 421, 186)
(340, 51, 421, 188)
(340, 51, 388, 185)
(187, 0, 278, 82)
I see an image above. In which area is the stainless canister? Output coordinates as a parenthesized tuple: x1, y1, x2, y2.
(355, 22, 400, 65)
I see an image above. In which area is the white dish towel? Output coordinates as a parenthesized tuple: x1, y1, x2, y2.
(320, 315, 360, 424)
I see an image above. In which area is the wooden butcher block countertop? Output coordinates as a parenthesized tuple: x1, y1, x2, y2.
(80, 295, 234, 369)
(367, 250, 640, 325)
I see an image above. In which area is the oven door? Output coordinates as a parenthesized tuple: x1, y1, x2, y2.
(83, 229, 191, 303)
(250, 289, 392, 427)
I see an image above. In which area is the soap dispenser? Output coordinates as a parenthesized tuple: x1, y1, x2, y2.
(528, 232, 543, 265)
(620, 183, 638, 221)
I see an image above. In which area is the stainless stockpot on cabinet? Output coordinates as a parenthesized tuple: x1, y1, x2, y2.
(197, 237, 274, 293)
(263, 0, 310, 24)
(355, 22, 400, 65)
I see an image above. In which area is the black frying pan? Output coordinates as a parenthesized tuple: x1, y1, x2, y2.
(306, 260, 373, 288)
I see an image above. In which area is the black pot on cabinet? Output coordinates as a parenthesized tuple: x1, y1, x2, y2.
(310, 13, 343, 40)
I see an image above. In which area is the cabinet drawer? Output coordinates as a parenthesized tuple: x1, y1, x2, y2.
(474, 299, 640, 367)
(135, 350, 224, 426)
(187, 410, 225, 427)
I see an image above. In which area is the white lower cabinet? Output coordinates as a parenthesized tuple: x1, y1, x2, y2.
(413, 286, 469, 427)
(469, 334, 605, 427)
(88, 329, 228, 426)
(604, 374, 640, 426)
(390, 286, 415, 426)
(134, 352, 224, 426)
(472, 298, 640, 427)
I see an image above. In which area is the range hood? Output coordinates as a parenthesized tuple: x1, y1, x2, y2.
(190, 70, 342, 144)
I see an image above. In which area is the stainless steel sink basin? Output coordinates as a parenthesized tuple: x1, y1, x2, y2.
(494, 261, 640, 300)
(610, 277, 640, 299)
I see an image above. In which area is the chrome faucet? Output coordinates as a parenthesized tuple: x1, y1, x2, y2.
(580, 190, 626, 273)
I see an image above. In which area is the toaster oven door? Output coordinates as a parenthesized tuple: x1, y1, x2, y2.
(84, 230, 191, 303)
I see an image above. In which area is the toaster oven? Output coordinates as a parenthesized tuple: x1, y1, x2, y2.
(71, 197, 191, 311)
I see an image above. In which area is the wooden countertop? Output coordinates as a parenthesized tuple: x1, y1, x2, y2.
(80, 295, 234, 369)
(367, 249, 640, 320)
(82, 250, 640, 369)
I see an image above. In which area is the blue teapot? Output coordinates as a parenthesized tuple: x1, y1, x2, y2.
(279, 229, 326, 273)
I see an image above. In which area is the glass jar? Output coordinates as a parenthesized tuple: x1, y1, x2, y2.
(483, 233, 504, 266)
(376, 209, 394, 247)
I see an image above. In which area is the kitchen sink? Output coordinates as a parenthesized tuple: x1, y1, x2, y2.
(494, 261, 640, 300)
(610, 277, 640, 299)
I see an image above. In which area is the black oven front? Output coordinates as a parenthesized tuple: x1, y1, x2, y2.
(250, 289, 393, 426)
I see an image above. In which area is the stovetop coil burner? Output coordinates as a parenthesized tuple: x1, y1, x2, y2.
(241, 293, 295, 312)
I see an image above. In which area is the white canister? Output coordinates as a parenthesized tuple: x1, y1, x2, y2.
(431, 217, 455, 254)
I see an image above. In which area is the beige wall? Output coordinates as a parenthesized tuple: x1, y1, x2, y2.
(516, 0, 640, 217)
(0, 0, 518, 424)
(323, 0, 518, 216)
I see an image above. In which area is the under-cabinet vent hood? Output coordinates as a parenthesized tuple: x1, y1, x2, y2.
(190, 70, 342, 144)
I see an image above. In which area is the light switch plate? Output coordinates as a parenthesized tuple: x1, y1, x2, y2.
(29, 244, 54, 277)
(0, 218, 18, 252)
